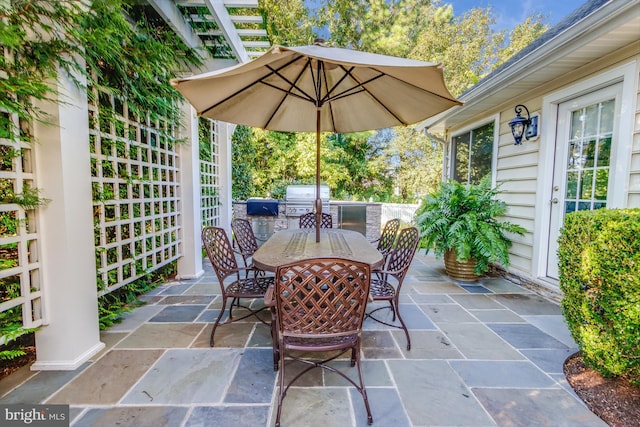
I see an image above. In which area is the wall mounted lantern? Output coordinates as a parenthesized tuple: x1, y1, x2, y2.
(508, 104, 538, 145)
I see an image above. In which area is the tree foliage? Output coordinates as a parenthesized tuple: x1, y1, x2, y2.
(81, 0, 202, 122)
(0, 0, 86, 140)
(385, 127, 443, 200)
(260, 0, 314, 46)
(234, 0, 549, 202)
(1, 1, 202, 343)
(232, 126, 392, 201)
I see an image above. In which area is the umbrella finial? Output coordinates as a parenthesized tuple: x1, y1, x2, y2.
(314, 38, 325, 46)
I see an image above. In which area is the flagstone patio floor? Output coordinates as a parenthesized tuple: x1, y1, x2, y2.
(0, 252, 608, 426)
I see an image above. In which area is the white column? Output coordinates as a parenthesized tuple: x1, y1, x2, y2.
(218, 122, 235, 235)
(31, 65, 104, 370)
(177, 104, 204, 279)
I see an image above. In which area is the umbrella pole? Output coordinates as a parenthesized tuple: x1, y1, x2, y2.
(315, 106, 321, 243)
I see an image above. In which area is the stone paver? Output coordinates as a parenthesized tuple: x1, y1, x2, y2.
(48, 350, 163, 405)
(488, 323, 569, 349)
(522, 348, 577, 374)
(388, 359, 496, 426)
(474, 388, 608, 426)
(420, 303, 478, 323)
(225, 348, 277, 404)
(123, 348, 240, 404)
(275, 388, 353, 427)
(449, 360, 558, 388)
(523, 314, 577, 347)
(115, 323, 204, 348)
(75, 406, 189, 427)
(0, 253, 608, 427)
(439, 322, 524, 360)
(107, 305, 164, 332)
(186, 406, 270, 427)
(352, 387, 411, 427)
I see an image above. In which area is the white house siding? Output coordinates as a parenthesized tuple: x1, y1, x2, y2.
(494, 112, 541, 277)
(629, 75, 640, 207)
(443, 52, 640, 296)
(428, 2, 640, 299)
(515, 57, 638, 283)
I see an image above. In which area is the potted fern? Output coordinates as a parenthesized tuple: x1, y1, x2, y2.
(415, 177, 526, 281)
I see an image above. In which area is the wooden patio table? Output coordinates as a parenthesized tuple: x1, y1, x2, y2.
(253, 228, 384, 272)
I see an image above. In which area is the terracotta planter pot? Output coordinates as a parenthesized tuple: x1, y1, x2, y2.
(443, 249, 479, 282)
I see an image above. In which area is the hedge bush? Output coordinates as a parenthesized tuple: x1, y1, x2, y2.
(558, 208, 640, 385)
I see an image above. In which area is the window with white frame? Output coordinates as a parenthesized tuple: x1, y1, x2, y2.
(450, 121, 494, 184)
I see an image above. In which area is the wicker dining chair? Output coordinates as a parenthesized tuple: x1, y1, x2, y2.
(367, 226, 419, 350)
(299, 211, 333, 229)
(202, 226, 273, 347)
(266, 258, 373, 427)
(371, 218, 400, 258)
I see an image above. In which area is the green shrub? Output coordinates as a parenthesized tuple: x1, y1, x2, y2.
(558, 208, 640, 385)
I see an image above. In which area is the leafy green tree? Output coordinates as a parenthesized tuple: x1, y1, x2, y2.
(317, 0, 436, 56)
(260, 0, 314, 46)
(324, 132, 393, 200)
(496, 14, 548, 67)
(231, 126, 256, 200)
(409, 6, 500, 96)
(232, 1, 549, 202)
(384, 126, 442, 202)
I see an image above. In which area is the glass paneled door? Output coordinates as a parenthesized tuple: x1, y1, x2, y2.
(547, 84, 621, 279)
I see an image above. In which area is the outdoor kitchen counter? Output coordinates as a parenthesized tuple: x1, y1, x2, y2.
(252, 228, 384, 272)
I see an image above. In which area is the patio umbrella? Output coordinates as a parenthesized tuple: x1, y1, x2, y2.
(171, 40, 461, 242)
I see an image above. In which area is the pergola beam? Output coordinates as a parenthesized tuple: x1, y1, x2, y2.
(147, 0, 216, 69)
(195, 29, 267, 37)
(203, 0, 251, 63)
(176, 0, 258, 6)
(147, 0, 203, 52)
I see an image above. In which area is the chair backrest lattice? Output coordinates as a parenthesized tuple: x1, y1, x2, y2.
(377, 218, 400, 254)
(231, 218, 259, 256)
(386, 227, 420, 281)
(274, 258, 370, 338)
(299, 212, 333, 229)
(202, 226, 238, 283)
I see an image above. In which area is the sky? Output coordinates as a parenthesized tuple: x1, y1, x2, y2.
(306, 1, 589, 32)
(447, 0, 587, 30)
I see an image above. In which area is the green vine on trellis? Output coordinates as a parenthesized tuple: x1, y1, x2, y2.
(2, 0, 202, 170)
(1, 0, 203, 352)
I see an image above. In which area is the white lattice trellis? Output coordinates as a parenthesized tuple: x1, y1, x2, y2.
(0, 107, 43, 334)
(199, 118, 220, 227)
(89, 90, 181, 295)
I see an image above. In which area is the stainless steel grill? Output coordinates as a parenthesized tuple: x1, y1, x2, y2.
(285, 185, 330, 217)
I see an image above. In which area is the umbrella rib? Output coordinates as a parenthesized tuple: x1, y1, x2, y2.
(265, 60, 318, 103)
(200, 78, 263, 117)
(322, 67, 407, 123)
(200, 55, 315, 117)
(320, 65, 356, 104)
(260, 81, 314, 103)
(323, 68, 385, 102)
(320, 62, 338, 130)
(329, 65, 459, 124)
(315, 60, 324, 106)
(263, 59, 317, 128)
(378, 68, 461, 104)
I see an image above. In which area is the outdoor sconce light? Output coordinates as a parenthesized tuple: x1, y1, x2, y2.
(509, 104, 538, 145)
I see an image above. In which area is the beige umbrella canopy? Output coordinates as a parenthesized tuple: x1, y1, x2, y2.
(171, 40, 461, 241)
